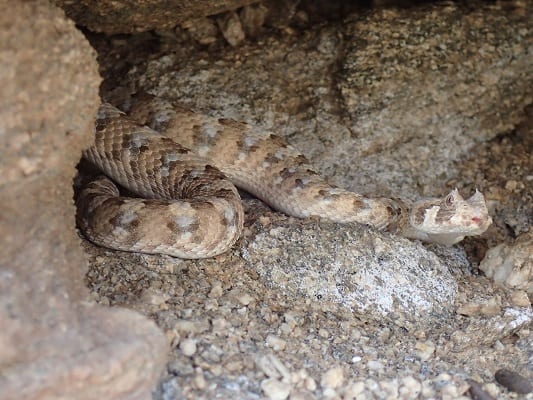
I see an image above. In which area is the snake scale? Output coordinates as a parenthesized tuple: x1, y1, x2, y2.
(76, 96, 491, 258)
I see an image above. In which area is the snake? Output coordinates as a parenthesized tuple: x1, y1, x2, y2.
(76, 96, 492, 259)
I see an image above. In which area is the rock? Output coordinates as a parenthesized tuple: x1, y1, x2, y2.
(261, 378, 291, 400)
(320, 366, 345, 389)
(239, 3, 269, 37)
(414, 340, 436, 362)
(54, 0, 261, 34)
(337, 3, 531, 198)
(266, 334, 287, 351)
(180, 17, 219, 45)
(241, 219, 457, 330)
(179, 338, 198, 357)
(479, 232, 532, 295)
(129, 2, 531, 203)
(0, 2, 167, 399)
(217, 11, 246, 46)
(451, 306, 533, 349)
(467, 379, 497, 400)
(494, 368, 533, 394)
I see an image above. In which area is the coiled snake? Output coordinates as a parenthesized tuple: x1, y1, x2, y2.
(76, 97, 491, 258)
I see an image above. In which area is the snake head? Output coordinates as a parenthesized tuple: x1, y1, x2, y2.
(410, 188, 492, 245)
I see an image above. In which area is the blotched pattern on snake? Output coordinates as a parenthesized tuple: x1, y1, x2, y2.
(76, 97, 491, 258)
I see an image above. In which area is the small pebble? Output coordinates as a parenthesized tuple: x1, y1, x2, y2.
(440, 382, 459, 397)
(179, 338, 197, 357)
(279, 323, 292, 335)
(292, 368, 316, 391)
(457, 303, 481, 316)
(290, 368, 307, 384)
(174, 319, 209, 334)
(236, 291, 255, 306)
(504, 180, 518, 191)
(256, 356, 281, 379)
(466, 379, 496, 400)
(483, 383, 501, 398)
(256, 354, 291, 381)
(415, 340, 435, 361)
(343, 381, 365, 398)
(351, 355, 362, 363)
(494, 368, 533, 394)
(289, 391, 311, 400)
(208, 282, 223, 298)
(510, 290, 531, 307)
(193, 371, 207, 390)
(180, 17, 218, 45)
(400, 376, 421, 397)
(216, 11, 245, 47)
(211, 317, 229, 332)
(321, 366, 344, 389)
(379, 379, 399, 396)
(479, 297, 501, 316)
(269, 354, 292, 381)
(304, 376, 317, 391)
(266, 334, 287, 351)
(367, 360, 385, 371)
(318, 328, 329, 338)
(322, 387, 338, 398)
(261, 378, 291, 400)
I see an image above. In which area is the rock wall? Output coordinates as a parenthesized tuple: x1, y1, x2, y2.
(53, 0, 260, 33)
(0, 2, 166, 399)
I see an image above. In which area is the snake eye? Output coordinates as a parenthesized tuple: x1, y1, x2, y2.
(445, 194, 454, 207)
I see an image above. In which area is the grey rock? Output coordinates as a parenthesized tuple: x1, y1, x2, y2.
(495, 368, 533, 394)
(479, 232, 532, 295)
(241, 218, 457, 330)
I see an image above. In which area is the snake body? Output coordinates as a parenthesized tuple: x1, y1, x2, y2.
(76, 97, 491, 258)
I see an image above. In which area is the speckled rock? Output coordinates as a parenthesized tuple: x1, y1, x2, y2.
(241, 218, 457, 330)
(337, 3, 532, 198)
(451, 306, 533, 349)
(121, 2, 532, 203)
(479, 232, 532, 295)
(54, 0, 260, 34)
(0, 1, 166, 399)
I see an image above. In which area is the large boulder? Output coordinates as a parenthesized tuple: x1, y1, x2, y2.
(0, 2, 167, 399)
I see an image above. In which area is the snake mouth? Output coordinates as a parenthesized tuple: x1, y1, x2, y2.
(470, 214, 492, 233)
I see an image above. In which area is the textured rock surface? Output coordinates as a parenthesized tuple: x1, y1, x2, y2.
(106, 3, 532, 202)
(0, 2, 166, 399)
(54, 0, 260, 34)
(337, 4, 532, 199)
(242, 218, 457, 330)
(479, 232, 532, 295)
